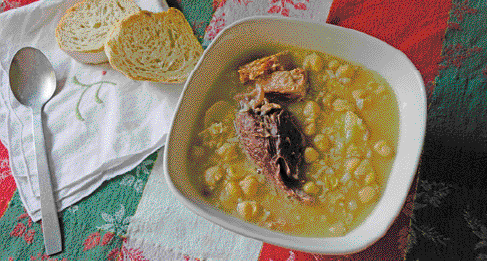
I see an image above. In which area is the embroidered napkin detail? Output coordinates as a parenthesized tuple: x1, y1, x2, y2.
(71, 75, 117, 121)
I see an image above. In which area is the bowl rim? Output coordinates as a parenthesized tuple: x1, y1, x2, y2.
(164, 15, 427, 254)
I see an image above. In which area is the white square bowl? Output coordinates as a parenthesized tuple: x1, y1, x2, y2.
(164, 16, 426, 254)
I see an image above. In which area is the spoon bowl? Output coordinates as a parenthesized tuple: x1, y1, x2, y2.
(9, 47, 62, 255)
(9, 47, 57, 108)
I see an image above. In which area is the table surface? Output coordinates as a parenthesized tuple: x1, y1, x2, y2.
(1, 0, 487, 260)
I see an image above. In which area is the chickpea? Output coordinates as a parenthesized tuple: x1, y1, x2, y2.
(204, 166, 225, 187)
(303, 101, 321, 119)
(374, 140, 392, 157)
(303, 181, 321, 195)
(236, 201, 261, 220)
(335, 64, 354, 78)
(327, 60, 339, 70)
(208, 122, 224, 135)
(323, 69, 336, 82)
(352, 89, 367, 100)
(325, 167, 335, 175)
(323, 175, 339, 190)
(344, 111, 361, 131)
(226, 166, 246, 180)
(313, 134, 330, 152)
(303, 52, 325, 71)
(332, 99, 352, 111)
(346, 143, 362, 158)
(358, 186, 377, 203)
(355, 99, 364, 110)
(327, 78, 346, 92)
(219, 181, 243, 207)
(322, 93, 336, 108)
(304, 117, 316, 125)
(239, 175, 259, 197)
(216, 142, 238, 161)
(304, 147, 320, 163)
(344, 157, 361, 173)
(354, 159, 373, 179)
(305, 123, 317, 136)
(364, 172, 375, 185)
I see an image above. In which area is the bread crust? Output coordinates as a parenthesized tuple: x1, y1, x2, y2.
(55, 0, 141, 64)
(104, 8, 204, 83)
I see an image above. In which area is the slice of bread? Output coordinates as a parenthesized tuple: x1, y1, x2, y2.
(104, 8, 204, 83)
(55, 0, 141, 64)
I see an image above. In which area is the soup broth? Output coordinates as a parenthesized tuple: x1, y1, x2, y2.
(188, 44, 399, 237)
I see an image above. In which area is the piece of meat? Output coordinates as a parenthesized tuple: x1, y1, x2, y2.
(255, 68, 307, 99)
(238, 51, 291, 83)
(234, 85, 266, 110)
(234, 100, 312, 202)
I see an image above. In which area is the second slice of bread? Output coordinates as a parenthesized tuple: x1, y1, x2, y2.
(104, 8, 204, 83)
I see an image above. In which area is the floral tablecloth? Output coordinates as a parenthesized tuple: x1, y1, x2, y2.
(1, 0, 487, 260)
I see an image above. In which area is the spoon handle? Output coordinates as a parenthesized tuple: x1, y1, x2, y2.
(32, 109, 62, 255)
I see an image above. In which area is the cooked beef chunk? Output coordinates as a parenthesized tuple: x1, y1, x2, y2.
(234, 100, 312, 202)
(255, 68, 307, 99)
(237, 51, 291, 83)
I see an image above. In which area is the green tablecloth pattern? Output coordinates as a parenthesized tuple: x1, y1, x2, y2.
(0, 152, 158, 260)
(406, 0, 487, 260)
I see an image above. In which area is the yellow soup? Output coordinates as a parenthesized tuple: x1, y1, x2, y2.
(189, 45, 399, 237)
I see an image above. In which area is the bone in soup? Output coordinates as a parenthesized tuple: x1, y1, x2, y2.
(189, 46, 399, 237)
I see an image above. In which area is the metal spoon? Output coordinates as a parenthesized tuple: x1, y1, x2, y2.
(9, 47, 62, 255)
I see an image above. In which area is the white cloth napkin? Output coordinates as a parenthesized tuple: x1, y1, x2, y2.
(125, 1, 334, 260)
(0, 0, 179, 222)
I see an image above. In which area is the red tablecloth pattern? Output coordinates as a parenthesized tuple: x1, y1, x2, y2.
(0, 141, 16, 220)
(327, 0, 452, 97)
